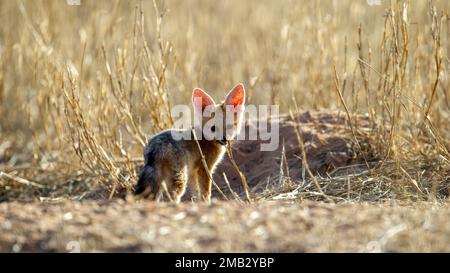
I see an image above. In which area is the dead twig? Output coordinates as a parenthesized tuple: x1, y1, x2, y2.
(226, 143, 252, 203)
(0, 171, 45, 189)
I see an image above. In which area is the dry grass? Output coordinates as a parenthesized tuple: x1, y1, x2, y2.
(0, 0, 449, 204)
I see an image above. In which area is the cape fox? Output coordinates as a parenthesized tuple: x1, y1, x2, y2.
(134, 83, 246, 203)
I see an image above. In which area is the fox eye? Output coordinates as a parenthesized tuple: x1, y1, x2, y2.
(211, 125, 216, 132)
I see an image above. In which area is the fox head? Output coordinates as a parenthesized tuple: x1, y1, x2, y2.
(192, 83, 246, 144)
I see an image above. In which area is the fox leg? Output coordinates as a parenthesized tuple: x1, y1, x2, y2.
(197, 168, 212, 203)
(188, 169, 200, 202)
(166, 165, 188, 203)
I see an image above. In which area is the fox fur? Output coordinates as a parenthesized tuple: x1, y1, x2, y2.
(134, 83, 246, 203)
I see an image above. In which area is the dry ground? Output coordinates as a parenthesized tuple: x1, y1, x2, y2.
(1, 1, 450, 253)
(1, 200, 449, 253)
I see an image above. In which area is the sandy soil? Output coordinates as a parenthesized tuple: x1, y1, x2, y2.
(179, 111, 374, 201)
(1, 200, 449, 253)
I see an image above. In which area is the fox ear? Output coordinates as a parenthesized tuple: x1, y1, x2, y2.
(192, 88, 216, 113)
(225, 83, 246, 109)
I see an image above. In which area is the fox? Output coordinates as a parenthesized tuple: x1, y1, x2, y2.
(134, 83, 246, 203)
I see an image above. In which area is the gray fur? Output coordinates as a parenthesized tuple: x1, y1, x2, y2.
(134, 129, 225, 202)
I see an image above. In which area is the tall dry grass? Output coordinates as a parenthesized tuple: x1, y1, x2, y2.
(0, 0, 449, 201)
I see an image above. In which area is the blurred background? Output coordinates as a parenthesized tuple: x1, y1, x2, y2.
(0, 0, 449, 199)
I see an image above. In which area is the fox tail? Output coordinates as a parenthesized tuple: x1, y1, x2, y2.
(134, 165, 160, 200)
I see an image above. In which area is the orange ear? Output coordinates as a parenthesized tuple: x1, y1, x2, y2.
(225, 83, 246, 108)
(192, 88, 216, 113)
